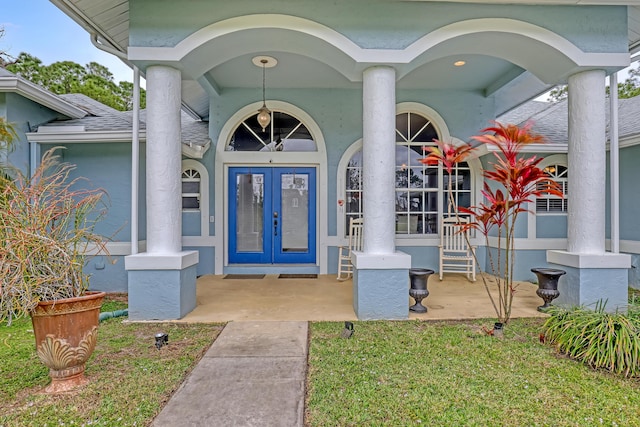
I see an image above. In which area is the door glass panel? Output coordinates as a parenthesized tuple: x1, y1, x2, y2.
(236, 173, 264, 252)
(281, 173, 308, 252)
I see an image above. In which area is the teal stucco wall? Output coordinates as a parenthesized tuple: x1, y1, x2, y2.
(129, 1, 627, 54)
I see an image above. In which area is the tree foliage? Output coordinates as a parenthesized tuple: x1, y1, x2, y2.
(6, 53, 146, 111)
(0, 27, 14, 67)
(548, 62, 640, 102)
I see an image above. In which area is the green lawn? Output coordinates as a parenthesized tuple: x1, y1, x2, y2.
(2, 295, 640, 426)
(306, 319, 640, 426)
(0, 296, 222, 427)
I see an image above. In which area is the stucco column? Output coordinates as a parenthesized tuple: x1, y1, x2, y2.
(566, 70, 606, 255)
(146, 65, 182, 254)
(362, 66, 396, 255)
(547, 69, 630, 313)
(125, 64, 198, 321)
(353, 66, 410, 320)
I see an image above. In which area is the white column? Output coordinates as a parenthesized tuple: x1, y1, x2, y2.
(362, 66, 396, 255)
(131, 65, 141, 255)
(609, 72, 620, 254)
(146, 65, 182, 254)
(567, 70, 606, 255)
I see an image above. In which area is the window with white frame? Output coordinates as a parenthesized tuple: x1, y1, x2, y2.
(344, 112, 472, 236)
(182, 168, 201, 210)
(536, 164, 568, 214)
(227, 110, 316, 152)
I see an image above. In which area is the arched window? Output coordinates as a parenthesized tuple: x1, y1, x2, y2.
(227, 111, 316, 152)
(537, 163, 568, 214)
(344, 112, 472, 236)
(182, 168, 201, 211)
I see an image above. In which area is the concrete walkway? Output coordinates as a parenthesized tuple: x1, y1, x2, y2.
(153, 275, 547, 426)
(152, 321, 307, 427)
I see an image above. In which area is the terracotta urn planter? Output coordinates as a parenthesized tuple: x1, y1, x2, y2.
(31, 291, 105, 393)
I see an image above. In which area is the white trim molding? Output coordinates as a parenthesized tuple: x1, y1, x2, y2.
(611, 239, 640, 254)
(214, 100, 327, 274)
(487, 236, 567, 251)
(182, 158, 210, 237)
(182, 139, 211, 159)
(547, 250, 630, 269)
(128, 15, 628, 84)
(125, 251, 199, 270)
(0, 75, 86, 118)
(336, 102, 483, 242)
(27, 130, 147, 144)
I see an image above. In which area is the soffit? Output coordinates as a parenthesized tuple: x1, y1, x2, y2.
(51, 0, 640, 119)
(51, 1, 640, 55)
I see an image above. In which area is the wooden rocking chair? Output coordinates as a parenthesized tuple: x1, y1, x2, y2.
(337, 217, 364, 281)
(439, 217, 476, 281)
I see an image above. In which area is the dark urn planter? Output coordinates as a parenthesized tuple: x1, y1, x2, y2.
(409, 268, 434, 313)
(531, 268, 566, 311)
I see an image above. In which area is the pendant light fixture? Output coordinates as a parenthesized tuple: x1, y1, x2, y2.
(252, 56, 278, 132)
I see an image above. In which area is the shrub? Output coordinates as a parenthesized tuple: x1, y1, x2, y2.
(542, 304, 640, 377)
(0, 148, 108, 324)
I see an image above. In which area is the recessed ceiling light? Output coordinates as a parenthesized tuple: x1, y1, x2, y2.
(454, 60, 466, 67)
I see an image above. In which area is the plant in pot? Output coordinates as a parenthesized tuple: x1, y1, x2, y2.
(421, 122, 562, 331)
(0, 147, 109, 393)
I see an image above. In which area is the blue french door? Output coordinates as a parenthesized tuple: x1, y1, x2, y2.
(228, 167, 316, 264)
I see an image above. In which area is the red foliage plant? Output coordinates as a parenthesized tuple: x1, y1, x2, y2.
(421, 122, 562, 324)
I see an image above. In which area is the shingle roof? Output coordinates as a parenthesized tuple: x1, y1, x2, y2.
(39, 94, 210, 148)
(617, 95, 640, 140)
(498, 96, 640, 145)
(42, 93, 142, 131)
(60, 93, 120, 117)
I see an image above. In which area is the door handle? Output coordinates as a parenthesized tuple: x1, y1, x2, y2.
(273, 212, 279, 236)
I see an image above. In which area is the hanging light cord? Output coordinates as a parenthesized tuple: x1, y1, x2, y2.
(262, 60, 267, 105)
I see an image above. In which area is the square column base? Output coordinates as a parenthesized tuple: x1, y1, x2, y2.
(125, 251, 199, 320)
(352, 251, 412, 320)
(547, 250, 630, 313)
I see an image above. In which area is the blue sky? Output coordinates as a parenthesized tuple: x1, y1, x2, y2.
(1, 0, 134, 84)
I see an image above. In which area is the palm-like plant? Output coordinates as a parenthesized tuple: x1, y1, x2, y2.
(422, 122, 562, 325)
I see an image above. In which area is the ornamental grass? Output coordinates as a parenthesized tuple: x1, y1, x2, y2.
(542, 303, 640, 378)
(0, 147, 108, 324)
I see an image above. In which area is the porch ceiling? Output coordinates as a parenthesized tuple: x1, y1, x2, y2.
(52, 0, 640, 120)
(207, 52, 519, 91)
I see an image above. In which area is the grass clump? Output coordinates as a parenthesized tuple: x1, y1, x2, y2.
(542, 303, 640, 378)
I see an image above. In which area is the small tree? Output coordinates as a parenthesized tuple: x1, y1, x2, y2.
(421, 122, 562, 325)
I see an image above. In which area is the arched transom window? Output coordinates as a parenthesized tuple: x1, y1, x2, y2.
(182, 168, 201, 210)
(227, 111, 316, 152)
(537, 164, 568, 214)
(345, 112, 472, 236)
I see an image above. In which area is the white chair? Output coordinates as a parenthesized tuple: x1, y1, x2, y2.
(337, 217, 364, 281)
(439, 217, 476, 281)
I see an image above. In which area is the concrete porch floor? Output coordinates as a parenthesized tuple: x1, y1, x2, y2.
(177, 273, 547, 322)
